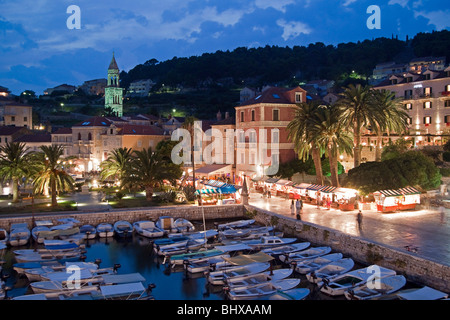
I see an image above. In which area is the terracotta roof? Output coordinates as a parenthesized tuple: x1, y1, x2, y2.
(52, 127, 72, 134)
(212, 116, 235, 126)
(115, 124, 165, 136)
(15, 133, 51, 143)
(73, 117, 113, 127)
(237, 86, 308, 107)
(0, 126, 28, 135)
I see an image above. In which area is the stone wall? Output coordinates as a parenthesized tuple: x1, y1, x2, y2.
(244, 204, 450, 293)
(0, 204, 245, 230)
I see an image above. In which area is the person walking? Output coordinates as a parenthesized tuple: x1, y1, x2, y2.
(290, 200, 295, 215)
(357, 210, 363, 230)
(296, 199, 302, 220)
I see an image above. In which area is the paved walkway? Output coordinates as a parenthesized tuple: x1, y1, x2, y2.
(248, 192, 450, 267)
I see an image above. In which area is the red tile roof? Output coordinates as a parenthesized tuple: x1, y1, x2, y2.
(115, 124, 165, 136)
(237, 86, 307, 107)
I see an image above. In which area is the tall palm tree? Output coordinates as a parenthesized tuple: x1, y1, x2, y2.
(337, 84, 377, 168)
(310, 105, 353, 187)
(287, 101, 325, 185)
(32, 145, 74, 207)
(371, 89, 409, 161)
(99, 147, 133, 188)
(0, 142, 33, 203)
(126, 147, 183, 201)
(181, 116, 198, 189)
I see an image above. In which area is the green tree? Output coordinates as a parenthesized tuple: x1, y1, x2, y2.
(287, 101, 325, 185)
(32, 145, 75, 207)
(0, 142, 34, 202)
(126, 147, 183, 201)
(99, 147, 133, 188)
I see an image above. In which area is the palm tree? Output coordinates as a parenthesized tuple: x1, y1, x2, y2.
(310, 105, 353, 187)
(126, 147, 183, 201)
(0, 142, 33, 203)
(32, 145, 74, 207)
(371, 89, 409, 161)
(337, 84, 377, 168)
(181, 116, 198, 189)
(99, 147, 133, 188)
(287, 101, 325, 185)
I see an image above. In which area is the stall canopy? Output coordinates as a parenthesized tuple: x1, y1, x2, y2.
(275, 179, 291, 186)
(202, 180, 239, 194)
(195, 164, 232, 176)
(306, 184, 323, 191)
(320, 185, 338, 193)
(195, 188, 220, 195)
(376, 186, 421, 197)
(293, 183, 312, 189)
(252, 176, 269, 183)
(265, 177, 279, 184)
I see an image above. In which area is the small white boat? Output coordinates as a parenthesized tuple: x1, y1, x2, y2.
(169, 249, 226, 266)
(186, 255, 231, 274)
(14, 250, 81, 263)
(0, 228, 9, 245)
(240, 236, 297, 250)
(80, 225, 97, 240)
(220, 226, 277, 240)
(306, 258, 355, 284)
(319, 265, 397, 296)
(96, 223, 114, 238)
(344, 275, 407, 300)
(158, 238, 207, 257)
(24, 261, 101, 282)
(217, 219, 255, 231)
(133, 221, 165, 239)
(113, 221, 133, 238)
(155, 216, 176, 234)
(168, 229, 218, 240)
(262, 242, 310, 257)
(32, 226, 58, 244)
(207, 262, 271, 285)
(227, 278, 301, 300)
(173, 218, 195, 233)
(279, 246, 332, 264)
(9, 223, 31, 246)
(268, 288, 310, 300)
(295, 253, 344, 274)
(224, 268, 293, 289)
(397, 286, 449, 300)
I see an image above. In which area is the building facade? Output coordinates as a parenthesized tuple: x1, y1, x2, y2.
(0, 102, 33, 128)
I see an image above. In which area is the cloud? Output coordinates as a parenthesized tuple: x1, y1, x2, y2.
(388, 0, 410, 8)
(254, 0, 296, 13)
(342, 0, 357, 6)
(414, 9, 450, 30)
(276, 19, 312, 41)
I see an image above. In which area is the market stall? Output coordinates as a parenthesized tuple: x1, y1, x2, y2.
(251, 176, 269, 192)
(373, 187, 421, 213)
(198, 180, 240, 205)
(334, 187, 359, 211)
(289, 183, 311, 199)
(274, 179, 291, 196)
(305, 184, 324, 203)
(195, 188, 219, 205)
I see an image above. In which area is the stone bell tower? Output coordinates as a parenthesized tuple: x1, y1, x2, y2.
(104, 52, 123, 117)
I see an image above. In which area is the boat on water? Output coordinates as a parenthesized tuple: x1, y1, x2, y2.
(226, 278, 301, 300)
(219, 226, 277, 240)
(168, 229, 218, 241)
(306, 258, 355, 284)
(279, 246, 332, 264)
(207, 262, 271, 286)
(262, 242, 311, 257)
(14, 250, 82, 263)
(169, 248, 227, 266)
(319, 265, 397, 296)
(113, 221, 133, 238)
(0, 228, 9, 245)
(158, 238, 207, 257)
(80, 225, 97, 240)
(155, 216, 176, 234)
(224, 268, 293, 289)
(24, 261, 105, 282)
(396, 286, 449, 300)
(133, 221, 165, 239)
(217, 219, 255, 231)
(31, 226, 58, 244)
(241, 236, 298, 250)
(267, 288, 310, 300)
(185, 255, 232, 274)
(173, 218, 195, 233)
(344, 275, 407, 300)
(96, 223, 114, 238)
(295, 253, 344, 274)
(9, 223, 31, 246)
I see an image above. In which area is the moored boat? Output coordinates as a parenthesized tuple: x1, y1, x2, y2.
(173, 218, 195, 233)
(306, 258, 355, 284)
(80, 225, 97, 240)
(133, 221, 165, 239)
(96, 223, 114, 238)
(226, 278, 301, 300)
(344, 275, 407, 300)
(279, 246, 332, 264)
(294, 253, 344, 274)
(224, 268, 293, 289)
(9, 223, 31, 246)
(113, 221, 133, 238)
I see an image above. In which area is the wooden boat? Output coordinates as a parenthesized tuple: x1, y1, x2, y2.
(217, 219, 255, 231)
(173, 218, 195, 233)
(306, 258, 355, 284)
(96, 223, 114, 238)
(207, 262, 271, 286)
(113, 221, 133, 238)
(224, 268, 293, 289)
(80, 225, 97, 240)
(344, 275, 407, 300)
(262, 242, 310, 257)
(133, 221, 165, 239)
(279, 246, 332, 264)
(267, 288, 310, 300)
(9, 223, 31, 246)
(295, 253, 344, 274)
(319, 265, 397, 296)
(226, 278, 301, 300)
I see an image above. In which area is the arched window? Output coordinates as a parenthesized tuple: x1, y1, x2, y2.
(78, 133, 81, 140)
(88, 132, 92, 140)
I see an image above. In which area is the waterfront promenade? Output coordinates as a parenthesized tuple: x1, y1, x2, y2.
(248, 192, 450, 267)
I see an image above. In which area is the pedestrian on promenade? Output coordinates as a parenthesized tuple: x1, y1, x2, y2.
(326, 196, 331, 210)
(290, 200, 295, 215)
(296, 199, 303, 220)
(357, 210, 363, 229)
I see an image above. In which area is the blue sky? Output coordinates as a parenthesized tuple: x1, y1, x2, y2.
(0, 0, 449, 95)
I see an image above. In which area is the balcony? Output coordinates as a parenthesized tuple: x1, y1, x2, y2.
(441, 91, 450, 97)
(76, 140, 94, 146)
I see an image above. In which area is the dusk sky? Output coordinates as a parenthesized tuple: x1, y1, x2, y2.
(0, 0, 449, 95)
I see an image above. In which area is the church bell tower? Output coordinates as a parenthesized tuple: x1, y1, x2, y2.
(104, 52, 123, 117)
